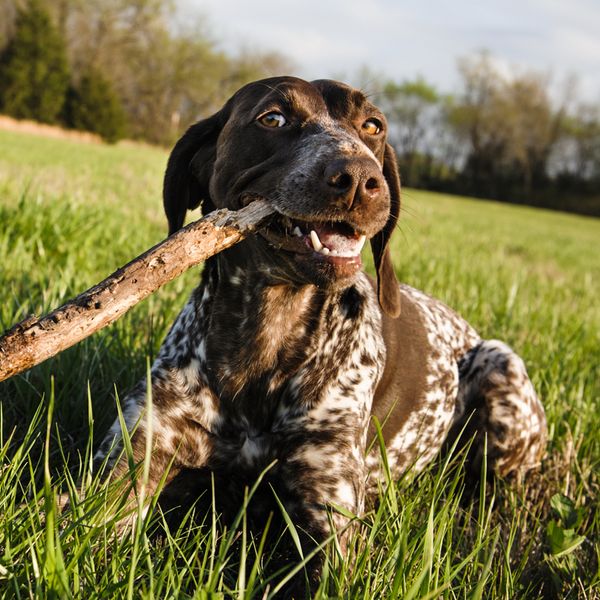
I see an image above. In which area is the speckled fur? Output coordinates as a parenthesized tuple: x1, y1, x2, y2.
(96, 77, 547, 593)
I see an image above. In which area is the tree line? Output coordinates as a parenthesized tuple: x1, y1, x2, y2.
(1, 1, 598, 215)
(0, 0, 289, 144)
(361, 57, 599, 215)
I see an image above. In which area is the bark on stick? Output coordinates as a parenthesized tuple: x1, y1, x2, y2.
(0, 199, 274, 383)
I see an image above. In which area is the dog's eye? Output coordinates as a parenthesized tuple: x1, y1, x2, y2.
(362, 118, 383, 135)
(258, 112, 287, 128)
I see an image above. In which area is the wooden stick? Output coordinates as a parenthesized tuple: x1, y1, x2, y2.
(0, 199, 274, 383)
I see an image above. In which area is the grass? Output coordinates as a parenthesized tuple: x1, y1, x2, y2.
(0, 127, 598, 598)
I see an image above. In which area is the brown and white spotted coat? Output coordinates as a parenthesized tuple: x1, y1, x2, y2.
(96, 77, 547, 592)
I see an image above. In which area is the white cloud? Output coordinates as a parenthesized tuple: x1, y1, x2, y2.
(180, 0, 600, 100)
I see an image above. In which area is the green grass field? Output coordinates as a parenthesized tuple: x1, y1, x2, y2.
(0, 128, 598, 598)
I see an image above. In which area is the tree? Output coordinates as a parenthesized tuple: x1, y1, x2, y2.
(64, 68, 127, 143)
(446, 52, 510, 197)
(447, 52, 568, 200)
(0, 0, 24, 50)
(380, 78, 441, 187)
(41, 0, 292, 144)
(501, 72, 568, 195)
(0, 0, 70, 123)
(566, 104, 600, 183)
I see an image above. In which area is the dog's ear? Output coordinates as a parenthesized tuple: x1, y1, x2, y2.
(163, 110, 226, 235)
(370, 143, 401, 318)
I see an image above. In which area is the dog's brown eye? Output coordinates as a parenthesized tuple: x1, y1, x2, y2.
(258, 112, 287, 128)
(362, 118, 382, 135)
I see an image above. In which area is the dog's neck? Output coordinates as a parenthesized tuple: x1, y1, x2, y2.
(201, 255, 320, 392)
(198, 253, 370, 414)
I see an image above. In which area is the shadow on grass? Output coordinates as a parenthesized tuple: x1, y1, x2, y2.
(0, 312, 164, 476)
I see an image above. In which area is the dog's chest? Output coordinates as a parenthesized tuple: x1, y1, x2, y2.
(159, 271, 386, 470)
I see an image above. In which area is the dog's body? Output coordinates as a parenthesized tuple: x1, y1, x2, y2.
(97, 76, 546, 588)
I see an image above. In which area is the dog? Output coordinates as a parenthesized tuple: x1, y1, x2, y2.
(96, 76, 547, 592)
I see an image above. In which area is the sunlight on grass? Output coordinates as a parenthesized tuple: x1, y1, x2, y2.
(0, 129, 598, 597)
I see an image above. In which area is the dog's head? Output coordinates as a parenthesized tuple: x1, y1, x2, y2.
(164, 76, 401, 317)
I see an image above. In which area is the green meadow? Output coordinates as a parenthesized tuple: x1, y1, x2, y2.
(0, 128, 598, 598)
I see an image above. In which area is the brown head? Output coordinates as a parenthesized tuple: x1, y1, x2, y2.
(163, 76, 401, 317)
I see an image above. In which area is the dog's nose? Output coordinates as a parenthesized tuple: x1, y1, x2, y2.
(323, 157, 384, 210)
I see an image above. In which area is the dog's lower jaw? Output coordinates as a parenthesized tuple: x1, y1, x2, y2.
(223, 236, 365, 292)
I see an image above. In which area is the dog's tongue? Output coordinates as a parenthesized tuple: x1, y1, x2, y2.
(310, 223, 366, 256)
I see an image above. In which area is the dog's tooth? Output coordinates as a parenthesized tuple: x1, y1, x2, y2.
(292, 226, 303, 237)
(310, 230, 323, 251)
(320, 247, 330, 255)
(357, 235, 366, 252)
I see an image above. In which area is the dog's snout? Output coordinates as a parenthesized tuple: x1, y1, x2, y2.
(323, 157, 384, 210)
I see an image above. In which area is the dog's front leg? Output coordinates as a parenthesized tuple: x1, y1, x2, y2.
(94, 379, 217, 523)
(268, 432, 366, 598)
(278, 422, 367, 595)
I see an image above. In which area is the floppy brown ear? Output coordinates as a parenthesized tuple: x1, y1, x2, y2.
(370, 143, 401, 318)
(163, 110, 226, 235)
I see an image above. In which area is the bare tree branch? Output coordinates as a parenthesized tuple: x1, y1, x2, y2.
(0, 199, 274, 383)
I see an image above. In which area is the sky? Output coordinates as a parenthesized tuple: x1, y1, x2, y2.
(179, 0, 600, 101)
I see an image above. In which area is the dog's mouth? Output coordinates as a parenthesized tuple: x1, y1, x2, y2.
(259, 213, 367, 266)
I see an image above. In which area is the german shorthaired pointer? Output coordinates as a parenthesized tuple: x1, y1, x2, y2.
(97, 76, 547, 589)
